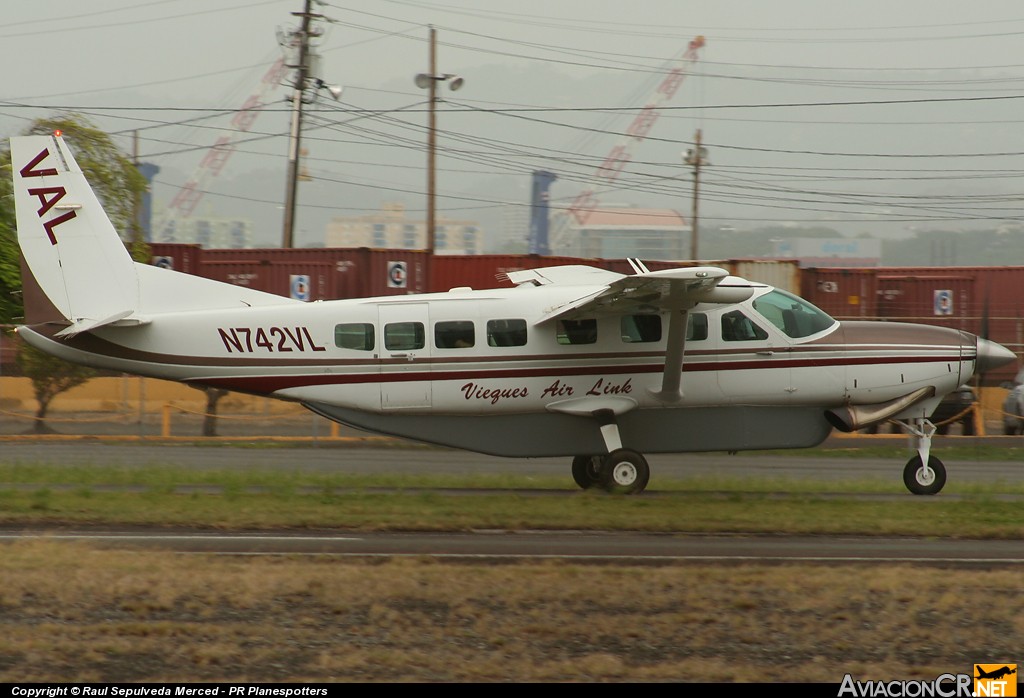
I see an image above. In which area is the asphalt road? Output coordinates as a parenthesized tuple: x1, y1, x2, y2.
(0, 439, 1020, 486)
(0, 528, 1021, 565)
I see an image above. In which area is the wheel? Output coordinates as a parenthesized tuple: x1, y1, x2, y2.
(571, 455, 602, 490)
(903, 455, 946, 495)
(599, 449, 650, 495)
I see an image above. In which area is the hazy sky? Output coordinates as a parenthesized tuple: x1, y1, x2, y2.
(4, 0, 1024, 248)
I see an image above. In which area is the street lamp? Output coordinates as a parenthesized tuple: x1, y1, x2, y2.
(683, 128, 709, 260)
(415, 25, 463, 292)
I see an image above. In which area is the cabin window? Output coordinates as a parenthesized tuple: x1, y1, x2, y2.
(621, 313, 706, 343)
(487, 319, 528, 347)
(557, 318, 597, 345)
(721, 310, 768, 342)
(621, 314, 661, 343)
(687, 313, 708, 341)
(435, 320, 475, 349)
(752, 289, 836, 339)
(334, 323, 374, 351)
(384, 322, 425, 351)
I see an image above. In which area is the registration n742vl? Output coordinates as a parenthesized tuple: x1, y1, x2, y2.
(10, 134, 1017, 494)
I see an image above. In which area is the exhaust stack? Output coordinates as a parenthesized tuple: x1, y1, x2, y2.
(825, 386, 936, 433)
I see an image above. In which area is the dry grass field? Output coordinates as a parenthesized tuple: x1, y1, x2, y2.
(0, 540, 1019, 682)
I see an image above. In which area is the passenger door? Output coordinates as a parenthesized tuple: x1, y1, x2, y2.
(378, 303, 431, 409)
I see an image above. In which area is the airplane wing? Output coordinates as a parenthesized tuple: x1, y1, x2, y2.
(538, 266, 759, 323)
(524, 265, 764, 404)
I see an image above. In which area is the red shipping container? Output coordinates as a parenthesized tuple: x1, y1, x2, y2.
(149, 243, 203, 275)
(430, 254, 592, 292)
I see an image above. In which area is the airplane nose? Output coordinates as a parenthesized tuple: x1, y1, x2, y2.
(976, 338, 1017, 373)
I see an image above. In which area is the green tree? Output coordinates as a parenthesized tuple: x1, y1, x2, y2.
(0, 114, 150, 432)
(14, 337, 95, 434)
(0, 150, 21, 324)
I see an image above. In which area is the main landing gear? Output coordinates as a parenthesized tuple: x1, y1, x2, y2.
(572, 450, 651, 495)
(900, 417, 947, 495)
(570, 410, 651, 495)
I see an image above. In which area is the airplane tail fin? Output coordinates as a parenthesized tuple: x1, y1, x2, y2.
(11, 134, 140, 335)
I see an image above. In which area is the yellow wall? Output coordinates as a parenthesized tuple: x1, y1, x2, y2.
(0, 376, 305, 414)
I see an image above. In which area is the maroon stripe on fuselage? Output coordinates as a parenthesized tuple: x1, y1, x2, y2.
(198, 352, 963, 394)
(31, 322, 968, 396)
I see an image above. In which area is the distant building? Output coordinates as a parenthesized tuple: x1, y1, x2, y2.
(324, 203, 481, 255)
(136, 162, 160, 241)
(774, 238, 881, 268)
(499, 203, 530, 253)
(556, 206, 690, 260)
(153, 215, 252, 248)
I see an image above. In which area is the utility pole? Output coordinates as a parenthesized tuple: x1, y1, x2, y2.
(426, 26, 438, 283)
(683, 128, 709, 260)
(415, 26, 463, 292)
(281, 0, 315, 249)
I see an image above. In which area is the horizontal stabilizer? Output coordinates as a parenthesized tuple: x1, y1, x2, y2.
(53, 309, 150, 338)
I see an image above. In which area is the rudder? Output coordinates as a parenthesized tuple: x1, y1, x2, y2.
(11, 134, 139, 331)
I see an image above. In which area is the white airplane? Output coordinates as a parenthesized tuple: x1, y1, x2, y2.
(10, 133, 1017, 495)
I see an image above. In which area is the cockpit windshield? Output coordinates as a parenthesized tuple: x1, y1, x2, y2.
(751, 289, 836, 339)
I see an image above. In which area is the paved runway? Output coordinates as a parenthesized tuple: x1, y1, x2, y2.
(0, 439, 1020, 486)
(1, 528, 1022, 565)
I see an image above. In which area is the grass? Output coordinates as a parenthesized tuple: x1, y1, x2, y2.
(0, 541, 1020, 682)
(0, 457, 1022, 536)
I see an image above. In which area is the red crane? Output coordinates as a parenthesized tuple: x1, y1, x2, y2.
(155, 58, 289, 241)
(547, 35, 705, 253)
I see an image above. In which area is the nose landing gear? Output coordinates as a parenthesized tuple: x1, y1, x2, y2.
(900, 417, 946, 495)
(903, 454, 947, 496)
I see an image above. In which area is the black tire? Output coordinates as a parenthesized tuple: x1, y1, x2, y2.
(903, 455, 946, 495)
(599, 448, 650, 495)
(571, 455, 602, 490)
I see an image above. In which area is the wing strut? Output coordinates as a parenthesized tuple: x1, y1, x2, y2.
(651, 309, 687, 402)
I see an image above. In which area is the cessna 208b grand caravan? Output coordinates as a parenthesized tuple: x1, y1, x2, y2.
(10, 134, 1017, 495)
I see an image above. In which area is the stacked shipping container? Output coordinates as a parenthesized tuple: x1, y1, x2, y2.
(149, 244, 802, 297)
(802, 267, 1024, 384)
(147, 245, 1021, 383)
